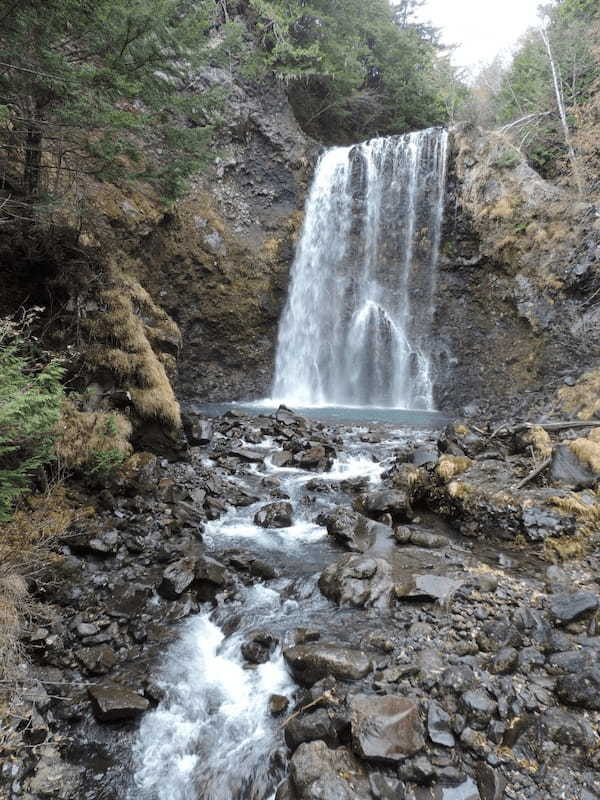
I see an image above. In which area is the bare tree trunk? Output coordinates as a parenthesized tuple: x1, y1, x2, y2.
(540, 26, 584, 194)
(23, 123, 42, 198)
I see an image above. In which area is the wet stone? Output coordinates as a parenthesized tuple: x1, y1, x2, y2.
(319, 554, 395, 610)
(349, 694, 425, 764)
(254, 501, 293, 528)
(269, 694, 289, 716)
(283, 644, 373, 686)
(88, 684, 149, 722)
(289, 741, 370, 800)
(158, 557, 196, 599)
(284, 707, 342, 751)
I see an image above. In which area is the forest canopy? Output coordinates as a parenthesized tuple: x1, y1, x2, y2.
(0, 0, 458, 220)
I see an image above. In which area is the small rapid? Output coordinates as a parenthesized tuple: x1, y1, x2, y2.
(128, 428, 419, 800)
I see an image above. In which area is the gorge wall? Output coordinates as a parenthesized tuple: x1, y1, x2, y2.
(4, 83, 598, 434)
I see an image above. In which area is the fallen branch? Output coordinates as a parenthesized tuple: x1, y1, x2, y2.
(514, 457, 552, 490)
(513, 421, 600, 434)
(280, 689, 338, 729)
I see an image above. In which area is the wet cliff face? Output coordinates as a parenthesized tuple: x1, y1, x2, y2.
(83, 74, 315, 408)
(432, 126, 600, 419)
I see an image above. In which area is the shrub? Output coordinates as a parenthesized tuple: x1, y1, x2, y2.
(0, 317, 64, 521)
(491, 149, 521, 169)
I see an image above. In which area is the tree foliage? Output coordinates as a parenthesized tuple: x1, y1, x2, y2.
(465, 0, 600, 179)
(0, 0, 226, 213)
(242, 0, 457, 142)
(0, 312, 64, 520)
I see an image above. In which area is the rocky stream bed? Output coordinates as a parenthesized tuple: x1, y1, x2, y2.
(2, 406, 600, 800)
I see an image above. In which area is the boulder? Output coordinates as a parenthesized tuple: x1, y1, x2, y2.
(289, 741, 370, 800)
(395, 574, 464, 604)
(548, 592, 599, 625)
(159, 557, 197, 599)
(551, 444, 596, 489)
(349, 694, 425, 763)
(556, 668, 600, 710)
(319, 554, 395, 609)
(294, 445, 334, 471)
(353, 490, 413, 523)
(75, 646, 117, 676)
(88, 684, 149, 722)
(188, 418, 213, 446)
(284, 708, 343, 751)
(427, 700, 455, 748)
(460, 690, 497, 729)
(271, 450, 293, 468)
(254, 501, 293, 528)
(283, 644, 372, 686)
(318, 507, 383, 552)
(228, 447, 266, 463)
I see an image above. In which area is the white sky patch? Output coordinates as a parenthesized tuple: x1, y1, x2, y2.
(418, 0, 543, 71)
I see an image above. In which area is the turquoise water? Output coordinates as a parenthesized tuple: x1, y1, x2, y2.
(198, 402, 449, 428)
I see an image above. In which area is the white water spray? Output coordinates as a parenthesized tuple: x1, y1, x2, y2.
(272, 129, 448, 409)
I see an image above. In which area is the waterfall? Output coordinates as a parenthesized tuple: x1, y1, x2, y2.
(271, 128, 448, 409)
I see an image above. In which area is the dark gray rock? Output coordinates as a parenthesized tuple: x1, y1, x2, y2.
(551, 444, 597, 489)
(289, 741, 370, 800)
(476, 764, 506, 800)
(541, 709, 597, 749)
(88, 684, 149, 722)
(318, 507, 386, 553)
(319, 554, 395, 609)
(427, 700, 455, 747)
(159, 558, 197, 599)
(368, 773, 406, 800)
(284, 708, 343, 751)
(548, 592, 599, 625)
(489, 647, 518, 675)
(556, 668, 600, 710)
(460, 690, 497, 729)
(440, 665, 476, 695)
(283, 644, 372, 686)
(254, 501, 293, 528)
(477, 621, 521, 653)
(269, 694, 289, 716)
(353, 490, 413, 523)
(349, 694, 425, 763)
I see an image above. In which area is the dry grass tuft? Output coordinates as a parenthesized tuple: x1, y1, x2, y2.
(522, 425, 553, 461)
(436, 455, 472, 482)
(53, 399, 133, 470)
(85, 269, 181, 427)
(0, 487, 92, 679)
(558, 370, 600, 421)
(550, 492, 600, 534)
(544, 534, 590, 562)
(569, 437, 600, 475)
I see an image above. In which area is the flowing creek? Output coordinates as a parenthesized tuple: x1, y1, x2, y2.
(126, 414, 546, 800)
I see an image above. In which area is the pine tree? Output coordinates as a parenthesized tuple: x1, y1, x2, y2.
(0, 0, 223, 214)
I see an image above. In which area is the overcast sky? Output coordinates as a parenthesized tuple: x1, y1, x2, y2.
(418, 0, 543, 71)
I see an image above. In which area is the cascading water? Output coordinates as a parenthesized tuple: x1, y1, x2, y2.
(271, 128, 448, 410)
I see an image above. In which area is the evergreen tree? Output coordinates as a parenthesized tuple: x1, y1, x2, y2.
(0, 0, 223, 213)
